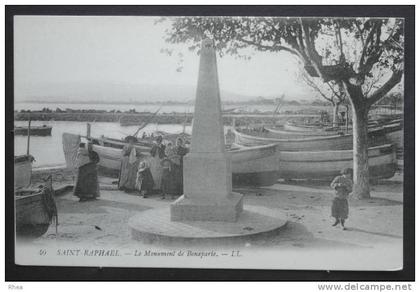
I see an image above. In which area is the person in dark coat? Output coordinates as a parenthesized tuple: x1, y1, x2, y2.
(330, 168, 353, 230)
(74, 142, 100, 202)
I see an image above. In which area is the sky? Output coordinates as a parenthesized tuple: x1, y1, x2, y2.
(14, 16, 314, 103)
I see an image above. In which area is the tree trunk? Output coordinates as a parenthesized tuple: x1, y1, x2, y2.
(351, 100, 370, 199)
(332, 102, 339, 127)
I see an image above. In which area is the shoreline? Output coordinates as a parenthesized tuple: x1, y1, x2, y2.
(14, 112, 320, 125)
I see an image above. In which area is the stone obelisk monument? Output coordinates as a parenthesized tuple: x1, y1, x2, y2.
(170, 39, 243, 222)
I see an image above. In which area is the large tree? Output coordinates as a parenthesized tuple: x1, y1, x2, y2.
(298, 69, 347, 127)
(164, 17, 404, 198)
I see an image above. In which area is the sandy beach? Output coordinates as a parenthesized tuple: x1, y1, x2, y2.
(16, 173, 403, 270)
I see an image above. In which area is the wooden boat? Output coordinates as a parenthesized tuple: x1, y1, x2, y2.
(283, 120, 325, 132)
(266, 120, 402, 138)
(276, 144, 397, 181)
(15, 120, 35, 188)
(283, 119, 381, 133)
(88, 142, 280, 187)
(14, 155, 34, 188)
(89, 133, 191, 151)
(15, 177, 57, 238)
(266, 126, 341, 137)
(14, 125, 52, 136)
(90, 135, 153, 150)
(229, 144, 279, 186)
(232, 126, 390, 150)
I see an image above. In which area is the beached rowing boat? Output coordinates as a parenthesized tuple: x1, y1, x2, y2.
(232, 142, 397, 181)
(283, 119, 381, 133)
(59, 130, 279, 186)
(232, 126, 391, 150)
(276, 144, 397, 181)
(266, 120, 402, 138)
(88, 132, 191, 150)
(14, 125, 52, 136)
(88, 142, 280, 187)
(266, 126, 341, 137)
(15, 177, 57, 238)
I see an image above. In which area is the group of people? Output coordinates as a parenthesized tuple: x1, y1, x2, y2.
(118, 135, 188, 199)
(71, 134, 353, 230)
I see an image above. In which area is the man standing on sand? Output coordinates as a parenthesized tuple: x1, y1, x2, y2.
(330, 168, 353, 230)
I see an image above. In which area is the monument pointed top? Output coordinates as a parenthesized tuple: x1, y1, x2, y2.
(189, 37, 225, 153)
(202, 38, 214, 48)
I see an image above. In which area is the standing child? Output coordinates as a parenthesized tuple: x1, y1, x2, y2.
(135, 161, 154, 198)
(330, 168, 353, 230)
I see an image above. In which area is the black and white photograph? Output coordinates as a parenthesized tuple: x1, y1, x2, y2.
(7, 5, 414, 279)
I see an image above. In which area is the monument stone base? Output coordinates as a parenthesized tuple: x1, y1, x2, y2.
(129, 205, 288, 244)
(170, 192, 243, 222)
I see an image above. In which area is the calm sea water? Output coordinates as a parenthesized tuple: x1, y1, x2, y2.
(14, 120, 192, 168)
(14, 102, 329, 114)
(14, 102, 361, 168)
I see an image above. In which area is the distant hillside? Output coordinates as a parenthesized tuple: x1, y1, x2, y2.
(17, 82, 255, 104)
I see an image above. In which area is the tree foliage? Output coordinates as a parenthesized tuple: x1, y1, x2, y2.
(164, 17, 404, 105)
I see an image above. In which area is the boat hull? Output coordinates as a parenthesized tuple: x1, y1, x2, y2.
(277, 144, 397, 181)
(283, 123, 322, 132)
(15, 192, 51, 238)
(14, 155, 33, 188)
(233, 127, 390, 150)
(92, 143, 280, 187)
(266, 127, 340, 137)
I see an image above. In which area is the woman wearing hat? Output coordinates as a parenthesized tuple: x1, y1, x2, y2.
(330, 168, 353, 230)
(118, 135, 140, 192)
(149, 135, 166, 191)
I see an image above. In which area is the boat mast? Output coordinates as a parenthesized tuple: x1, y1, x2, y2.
(26, 117, 31, 156)
(86, 122, 91, 139)
(272, 94, 285, 123)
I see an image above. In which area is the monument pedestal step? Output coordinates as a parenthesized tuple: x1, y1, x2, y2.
(170, 192, 243, 222)
(129, 205, 288, 244)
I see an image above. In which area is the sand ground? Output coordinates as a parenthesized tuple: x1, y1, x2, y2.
(16, 174, 403, 270)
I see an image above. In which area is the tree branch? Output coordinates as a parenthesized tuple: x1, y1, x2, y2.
(355, 21, 365, 47)
(359, 20, 382, 72)
(238, 37, 303, 59)
(326, 81, 345, 102)
(367, 69, 403, 107)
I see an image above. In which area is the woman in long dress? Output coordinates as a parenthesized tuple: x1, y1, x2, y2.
(171, 137, 189, 196)
(149, 135, 166, 191)
(118, 136, 140, 192)
(73, 142, 100, 202)
(160, 158, 178, 199)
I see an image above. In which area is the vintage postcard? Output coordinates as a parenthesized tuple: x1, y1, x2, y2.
(12, 11, 408, 271)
